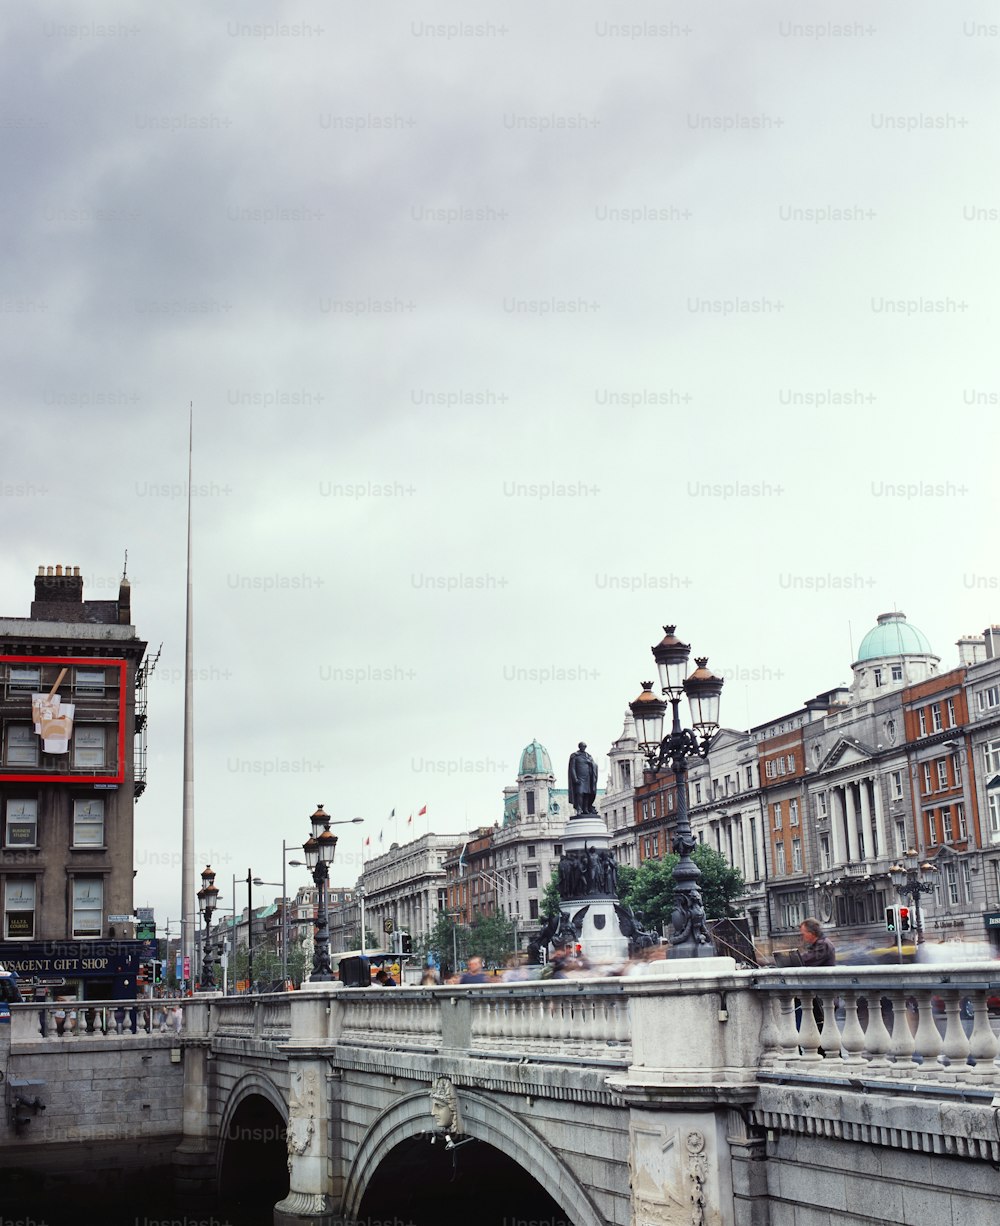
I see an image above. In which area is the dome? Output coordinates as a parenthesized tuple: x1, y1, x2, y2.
(519, 739, 553, 777)
(856, 612, 934, 662)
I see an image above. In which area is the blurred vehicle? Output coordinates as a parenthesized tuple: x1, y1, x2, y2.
(0, 964, 24, 1024)
(917, 940, 995, 964)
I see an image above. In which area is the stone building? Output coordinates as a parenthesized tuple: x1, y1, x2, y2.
(0, 564, 148, 998)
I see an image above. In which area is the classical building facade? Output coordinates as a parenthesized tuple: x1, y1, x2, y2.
(0, 564, 149, 998)
(358, 832, 457, 951)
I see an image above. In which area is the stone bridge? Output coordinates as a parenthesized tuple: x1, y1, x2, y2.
(4, 960, 1000, 1224)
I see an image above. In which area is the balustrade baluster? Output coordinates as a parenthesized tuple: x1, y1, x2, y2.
(796, 992, 824, 1063)
(886, 991, 917, 1074)
(911, 991, 943, 1077)
(937, 990, 970, 1082)
(966, 991, 999, 1083)
(838, 992, 867, 1067)
(862, 991, 893, 1071)
(776, 992, 801, 1066)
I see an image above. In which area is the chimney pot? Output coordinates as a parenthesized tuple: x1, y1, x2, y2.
(73, 566, 80, 577)
(47, 566, 54, 576)
(55, 565, 63, 576)
(37, 565, 44, 575)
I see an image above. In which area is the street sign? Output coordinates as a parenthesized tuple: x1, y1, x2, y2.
(108, 914, 136, 923)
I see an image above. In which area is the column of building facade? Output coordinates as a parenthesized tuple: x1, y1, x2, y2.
(830, 786, 846, 866)
(843, 784, 860, 862)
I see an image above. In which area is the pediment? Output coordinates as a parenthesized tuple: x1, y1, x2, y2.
(817, 738, 875, 773)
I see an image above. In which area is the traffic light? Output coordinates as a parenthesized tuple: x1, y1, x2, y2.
(898, 906, 911, 932)
(885, 905, 898, 933)
(400, 934, 412, 955)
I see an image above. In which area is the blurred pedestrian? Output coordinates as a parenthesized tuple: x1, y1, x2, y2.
(799, 918, 836, 966)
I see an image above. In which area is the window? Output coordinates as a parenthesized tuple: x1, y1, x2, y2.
(4, 878, 35, 938)
(786, 754, 795, 772)
(984, 740, 1000, 774)
(694, 782, 702, 802)
(977, 685, 1000, 713)
(73, 798, 104, 847)
(620, 760, 631, 788)
(789, 798, 799, 826)
(792, 839, 802, 872)
(779, 891, 807, 928)
(650, 797, 657, 819)
(922, 764, 932, 794)
(526, 870, 538, 890)
(874, 668, 883, 688)
(817, 791, 828, 818)
(932, 705, 943, 732)
(946, 698, 956, 727)
(942, 807, 954, 843)
(777, 758, 786, 777)
(918, 710, 927, 735)
(956, 803, 968, 840)
(666, 790, 675, 811)
(9, 666, 41, 692)
(765, 760, 776, 779)
(946, 862, 959, 906)
(525, 790, 535, 816)
(936, 760, 949, 789)
(772, 803, 782, 830)
(725, 774, 733, 795)
(928, 813, 938, 846)
(526, 844, 535, 857)
(951, 754, 962, 786)
(745, 765, 753, 789)
(5, 798, 37, 847)
(6, 725, 38, 766)
(961, 860, 973, 904)
(642, 802, 649, 821)
(820, 834, 831, 870)
(74, 668, 106, 694)
(775, 843, 785, 875)
(553, 844, 562, 857)
(891, 664, 903, 682)
(891, 770, 904, 801)
(895, 820, 906, 855)
(528, 899, 539, 920)
(73, 726, 105, 769)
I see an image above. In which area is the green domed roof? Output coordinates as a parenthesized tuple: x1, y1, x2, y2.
(519, 739, 552, 777)
(857, 612, 934, 662)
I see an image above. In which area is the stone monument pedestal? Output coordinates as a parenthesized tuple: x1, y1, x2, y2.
(558, 813, 629, 965)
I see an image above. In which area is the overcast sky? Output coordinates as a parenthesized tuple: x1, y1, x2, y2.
(1, 2, 996, 929)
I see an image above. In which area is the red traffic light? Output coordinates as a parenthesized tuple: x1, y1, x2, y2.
(898, 907, 911, 932)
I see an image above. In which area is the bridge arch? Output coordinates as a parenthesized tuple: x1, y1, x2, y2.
(216, 1070, 289, 1207)
(343, 1086, 605, 1226)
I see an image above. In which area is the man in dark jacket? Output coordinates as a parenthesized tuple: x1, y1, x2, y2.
(799, 917, 836, 966)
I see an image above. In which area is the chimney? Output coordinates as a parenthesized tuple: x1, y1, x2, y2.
(957, 634, 986, 667)
(118, 574, 131, 625)
(33, 563, 84, 606)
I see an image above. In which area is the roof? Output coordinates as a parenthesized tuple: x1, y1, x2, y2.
(519, 739, 553, 777)
(856, 612, 935, 662)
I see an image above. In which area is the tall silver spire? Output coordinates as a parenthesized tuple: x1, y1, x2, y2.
(181, 404, 196, 980)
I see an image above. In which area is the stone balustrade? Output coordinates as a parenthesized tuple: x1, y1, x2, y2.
(755, 963, 1000, 1087)
(9, 996, 195, 1042)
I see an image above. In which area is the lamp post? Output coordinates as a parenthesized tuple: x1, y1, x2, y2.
(630, 625, 724, 958)
(301, 806, 362, 982)
(889, 849, 938, 946)
(196, 866, 220, 991)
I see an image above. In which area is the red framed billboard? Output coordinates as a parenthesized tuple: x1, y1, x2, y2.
(0, 654, 128, 786)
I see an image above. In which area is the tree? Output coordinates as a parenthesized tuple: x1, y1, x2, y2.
(419, 911, 467, 979)
(467, 911, 515, 969)
(541, 870, 562, 920)
(620, 845, 745, 933)
(615, 863, 637, 903)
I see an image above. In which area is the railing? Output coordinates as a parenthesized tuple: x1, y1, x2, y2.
(9, 997, 193, 1042)
(470, 982, 631, 1060)
(756, 965, 1000, 1087)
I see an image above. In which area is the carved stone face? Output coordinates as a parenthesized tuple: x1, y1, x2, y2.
(430, 1076, 458, 1133)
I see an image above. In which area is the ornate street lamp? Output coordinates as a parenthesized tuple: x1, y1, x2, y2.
(304, 804, 340, 981)
(630, 626, 724, 958)
(889, 849, 938, 945)
(196, 865, 220, 990)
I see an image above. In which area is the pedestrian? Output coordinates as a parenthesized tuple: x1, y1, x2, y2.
(420, 968, 441, 985)
(799, 917, 836, 966)
(374, 968, 397, 986)
(459, 955, 488, 984)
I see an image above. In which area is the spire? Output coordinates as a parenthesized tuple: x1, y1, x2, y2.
(181, 404, 196, 981)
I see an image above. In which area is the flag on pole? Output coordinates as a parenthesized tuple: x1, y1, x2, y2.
(458, 842, 467, 876)
(364, 836, 371, 847)
(389, 808, 395, 820)
(378, 829, 384, 844)
(407, 813, 413, 825)
(418, 805, 427, 816)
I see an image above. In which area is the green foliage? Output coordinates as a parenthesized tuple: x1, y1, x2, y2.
(467, 911, 515, 968)
(541, 870, 562, 920)
(615, 863, 637, 902)
(419, 910, 466, 979)
(620, 844, 745, 932)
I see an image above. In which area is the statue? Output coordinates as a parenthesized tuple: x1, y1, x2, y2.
(614, 902, 660, 956)
(429, 1076, 460, 1134)
(567, 741, 599, 815)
